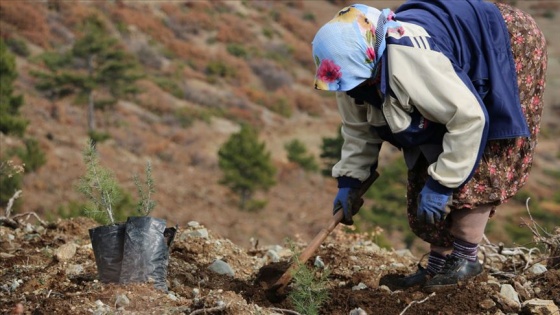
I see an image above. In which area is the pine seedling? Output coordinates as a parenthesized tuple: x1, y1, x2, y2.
(286, 240, 330, 315)
(77, 140, 120, 225)
(133, 160, 156, 216)
(288, 258, 330, 315)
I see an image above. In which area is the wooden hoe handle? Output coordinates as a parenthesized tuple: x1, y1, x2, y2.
(270, 171, 379, 296)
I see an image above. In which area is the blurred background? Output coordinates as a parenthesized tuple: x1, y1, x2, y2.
(1, 0, 558, 255)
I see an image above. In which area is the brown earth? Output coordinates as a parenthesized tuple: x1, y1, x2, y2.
(1, 1, 560, 314)
(0, 217, 558, 315)
(1, 0, 557, 255)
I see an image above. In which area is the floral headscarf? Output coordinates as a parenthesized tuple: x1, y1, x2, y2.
(312, 4, 403, 91)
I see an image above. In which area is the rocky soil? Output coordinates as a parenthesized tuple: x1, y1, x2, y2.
(1, 217, 558, 315)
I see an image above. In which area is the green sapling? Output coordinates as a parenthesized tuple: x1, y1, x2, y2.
(77, 140, 120, 225)
(133, 160, 156, 216)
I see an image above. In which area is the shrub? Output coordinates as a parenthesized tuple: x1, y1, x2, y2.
(285, 139, 319, 172)
(151, 76, 183, 99)
(5, 37, 30, 57)
(262, 27, 275, 39)
(173, 106, 213, 128)
(88, 130, 111, 144)
(11, 138, 46, 173)
(207, 52, 251, 86)
(206, 60, 236, 78)
(226, 44, 248, 58)
(302, 12, 316, 22)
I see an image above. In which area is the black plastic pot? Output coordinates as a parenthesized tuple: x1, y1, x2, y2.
(89, 223, 126, 284)
(119, 216, 171, 291)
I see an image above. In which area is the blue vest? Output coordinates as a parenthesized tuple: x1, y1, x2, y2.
(391, 0, 529, 140)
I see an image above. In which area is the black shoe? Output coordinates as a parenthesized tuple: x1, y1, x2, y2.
(379, 265, 430, 290)
(423, 255, 483, 292)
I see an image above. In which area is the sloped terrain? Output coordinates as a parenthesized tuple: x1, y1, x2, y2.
(0, 0, 560, 313)
(0, 0, 558, 253)
(0, 218, 559, 314)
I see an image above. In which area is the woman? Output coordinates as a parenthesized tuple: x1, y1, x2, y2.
(312, 0, 547, 291)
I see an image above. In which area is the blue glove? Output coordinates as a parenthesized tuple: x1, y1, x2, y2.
(333, 187, 363, 225)
(417, 178, 453, 225)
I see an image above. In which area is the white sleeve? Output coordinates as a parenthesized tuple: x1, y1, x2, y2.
(387, 44, 487, 188)
(332, 92, 383, 181)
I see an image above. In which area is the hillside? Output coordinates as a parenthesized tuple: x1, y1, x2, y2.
(1, 0, 559, 256)
(1, 0, 560, 314)
(0, 217, 558, 314)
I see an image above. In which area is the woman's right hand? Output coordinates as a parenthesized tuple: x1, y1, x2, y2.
(333, 187, 364, 225)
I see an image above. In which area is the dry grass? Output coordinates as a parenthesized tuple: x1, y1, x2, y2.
(277, 10, 317, 42)
(57, 2, 101, 30)
(292, 89, 325, 116)
(283, 32, 314, 70)
(0, 1, 50, 47)
(216, 14, 254, 44)
(160, 3, 215, 38)
(135, 80, 176, 115)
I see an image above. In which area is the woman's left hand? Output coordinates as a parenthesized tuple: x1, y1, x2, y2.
(417, 178, 453, 224)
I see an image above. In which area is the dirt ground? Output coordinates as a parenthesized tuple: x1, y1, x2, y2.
(0, 217, 558, 315)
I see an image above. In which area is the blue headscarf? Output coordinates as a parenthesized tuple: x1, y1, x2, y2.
(312, 4, 402, 91)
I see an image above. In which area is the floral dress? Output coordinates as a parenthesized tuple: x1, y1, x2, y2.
(407, 3, 548, 247)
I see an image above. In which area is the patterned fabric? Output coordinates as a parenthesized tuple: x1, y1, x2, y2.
(406, 3, 548, 247)
(311, 4, 402, 92)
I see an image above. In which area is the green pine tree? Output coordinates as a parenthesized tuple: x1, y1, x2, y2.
(32, 14, 142, 138)
(285, 139, 318, 172)
(0, 38, 28, 136)
(0, 39, 28, 210)
(218, 124, 276, 210)
(319, 125, 343, 177)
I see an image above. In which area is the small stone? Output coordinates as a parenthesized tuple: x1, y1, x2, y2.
(349, 307, 368, 315)
(390, 263, 405, 269)
(0, 253, 15, 259)
(187, 221, 200, 228)
(394, 249, 414, 258)
(528, 263, 547, 275)
(351, 282, 367, 291)
(493, 292, 521, 313)
(65, 264, 84, 276)
(188, 229, 208, 239)
(500, 284, 520, 306)
(521, 298, 559, 315)
(55, 243, 77, 262)
(480, 298, 496, 309)
(115, 294, 130, 308)
(208, 259, 234, 276)
(266, 249, 280, 263)
(167, 292, 178, 301)
(378, 285, 392, 293)
(314, 256, 325, 268)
